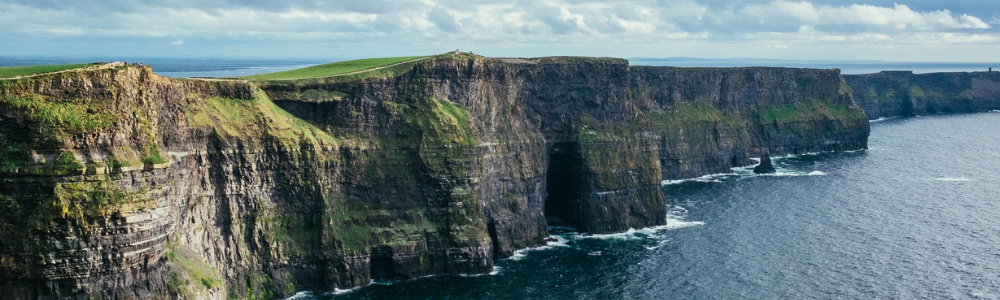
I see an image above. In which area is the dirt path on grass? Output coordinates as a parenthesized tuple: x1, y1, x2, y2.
(261, 56, 436, 81)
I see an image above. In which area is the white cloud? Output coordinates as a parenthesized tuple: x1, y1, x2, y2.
(767, 42, 790, 49)
(715, 1, 991, 32)
(171, 39, 183, 45)
(0, 0, 997, 61)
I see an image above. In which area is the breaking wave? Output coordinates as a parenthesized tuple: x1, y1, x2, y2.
(934, 177, 973, 182)
(508, 234, 571, 261)
(577, 206, 704, 241)
(870, 116, 901, 123)
(662, 173, 736, 185)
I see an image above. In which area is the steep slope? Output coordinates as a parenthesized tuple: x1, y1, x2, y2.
(0, 56, 869, 299)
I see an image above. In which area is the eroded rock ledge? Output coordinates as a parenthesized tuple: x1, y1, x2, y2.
(0, 55, 869, 299)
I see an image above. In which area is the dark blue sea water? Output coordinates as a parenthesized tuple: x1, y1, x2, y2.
(295, 112, 1000, 299)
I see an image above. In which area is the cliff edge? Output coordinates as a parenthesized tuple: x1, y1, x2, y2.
(0, 56, 869, 299)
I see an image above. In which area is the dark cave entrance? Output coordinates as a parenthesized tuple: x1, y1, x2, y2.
(544, 142, 587, 230)
(369, 245, 396, 281)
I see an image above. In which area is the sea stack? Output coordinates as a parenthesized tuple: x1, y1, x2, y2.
(754, 153, 777, 174)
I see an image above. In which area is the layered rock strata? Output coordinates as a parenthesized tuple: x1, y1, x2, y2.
(630, 66, 869, 179)
(0, 55, 869, 299)
(845, 71, 1000, 119)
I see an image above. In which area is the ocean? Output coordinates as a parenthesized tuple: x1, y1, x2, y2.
(296, 112, 1000, 299)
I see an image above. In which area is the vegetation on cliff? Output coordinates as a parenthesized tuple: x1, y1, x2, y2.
(0, 94, 118, 134)
(758, 98, 867, 125)
(185, 89, 338, 147)
(643, 101, 745, 130)
(0, 133, 27, 172)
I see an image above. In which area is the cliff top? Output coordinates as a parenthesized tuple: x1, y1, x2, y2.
(243, 53, 629, 82)
(241, 55, 433, 80)
(0, 62, 112, 79)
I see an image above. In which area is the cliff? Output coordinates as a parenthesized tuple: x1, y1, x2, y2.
(844, 71, 1000, 119)
(630, 66, 869, 179)
(0, 55, 868, 299)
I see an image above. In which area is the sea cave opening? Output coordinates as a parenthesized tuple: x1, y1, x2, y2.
(544, 142, 587, 230)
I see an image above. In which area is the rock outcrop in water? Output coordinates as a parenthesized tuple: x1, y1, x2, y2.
(0, 54, 869, 299)
(753, 153, 777, 174)
(844, 71, 1000, 119)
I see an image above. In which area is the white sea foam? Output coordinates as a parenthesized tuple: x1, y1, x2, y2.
(935, 177, 973, 182)
(645, 239, 671, 251)
(743, 169, 828, 177)
(285, 291, 315, 300)
(729, 169, 824, 178)
(577, 206, 704, 241)
(770, 152, 821, 160)
(870, 116, 901, 123)
(578, 227, 655, 241)
(332, 286, 363, 295)
(459, 266, 502, 277)
(662, 172, 737, 185)
(508, 234, 571, 261)
(284, 282, 367, 299)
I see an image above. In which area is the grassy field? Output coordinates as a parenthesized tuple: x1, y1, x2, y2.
(0, 63, 92, 78)
(243, 56, 429, 80)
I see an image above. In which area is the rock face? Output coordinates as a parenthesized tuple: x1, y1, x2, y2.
(753, 154, 777, 174)
(630, 66, 870, 179)
(845, 71, 1000, 119)
(0, 55, 869, 299)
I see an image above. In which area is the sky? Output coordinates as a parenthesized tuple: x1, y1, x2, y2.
(1, 0, 999, 62)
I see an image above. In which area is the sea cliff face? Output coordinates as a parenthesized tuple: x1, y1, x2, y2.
(845, 71, 1000, 119)
(0, 56, 869, 299)
(631, 66, 869, 179)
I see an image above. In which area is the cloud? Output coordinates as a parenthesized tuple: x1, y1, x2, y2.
(0, 0, 997, 61)
(708, 1, 991, 33)
(767, 42, 790, 49)
(171, 39, 183, 45)
(428, 6, 462, 33)
(1, 0, 990, 38)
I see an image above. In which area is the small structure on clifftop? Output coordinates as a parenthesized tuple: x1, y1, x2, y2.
(753, 153, 777, 174)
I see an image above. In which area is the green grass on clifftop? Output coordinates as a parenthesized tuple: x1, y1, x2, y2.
(243, 56, 429, 80)
(184, 90, 338, 147)
(0, 64, 92, 78)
